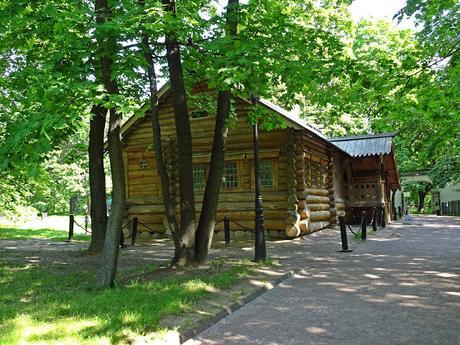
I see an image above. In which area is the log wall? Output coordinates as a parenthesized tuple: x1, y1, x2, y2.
(122, 87, 288, 235)
(122, 85, 339, 238)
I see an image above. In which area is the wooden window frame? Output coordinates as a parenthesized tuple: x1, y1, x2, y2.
(193, 164, 206, 191)
(250, 158, 278, 191)
(222, 161, 240, 190)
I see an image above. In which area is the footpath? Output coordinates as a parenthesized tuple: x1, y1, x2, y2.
(185, 215, 460, 345)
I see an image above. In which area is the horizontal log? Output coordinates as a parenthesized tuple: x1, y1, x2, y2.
(215, 219, 285, 231)
(215, 210, 284, 220)
(128, 189, 157, 196)
(126, 196, 163, 205)
(310, 211, 331, 222)
(129, 204, 166, 214)
(309, 221, 331, 233)
(215, 201, 285, 212)
(306, 195, 330, 204)
(307, 203, 330, 211)
(306, 188, 329, 197)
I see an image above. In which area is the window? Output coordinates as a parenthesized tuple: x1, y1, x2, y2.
(308, 159, 327, 188)
(191, 110, 208, 119)
(222, 161, 238, 188)
(260, 159, 273, 188)
(311, 161, 319, 186)
(193, 164, 206, 190)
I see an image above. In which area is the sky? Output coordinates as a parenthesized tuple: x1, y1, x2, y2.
(349, 0, 415, 29)
(216, 0, 415, 30)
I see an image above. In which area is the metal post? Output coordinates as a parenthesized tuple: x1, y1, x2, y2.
(120, 227, 127, 248)
(67, 214, 74, 242)
(66, 195, 77, 242)
(338, 215, 352, 252)
(381, 207, 386, 228)
(252, 97, 266, 262)
(371, 207, 377, 232)
(84, 215, 89, 234)
(131, 217, 138, 246)
(224, 216, 231, 245)
(361, 211, 367, 240)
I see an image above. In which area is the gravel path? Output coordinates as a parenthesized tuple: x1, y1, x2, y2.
(185, 216, 460, 345)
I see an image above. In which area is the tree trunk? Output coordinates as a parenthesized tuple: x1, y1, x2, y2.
(417, 183, 432, 213)
(95, 0, 125, 289)
(162, 0, 196, 266)
(88, 104, 108, 253)
(194, 0, 238, 264)
(194, 91, 230, 263)
(140, 21, 180, 251)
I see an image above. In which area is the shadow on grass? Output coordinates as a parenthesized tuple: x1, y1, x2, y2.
(0, 258, 253, 344)
(0, 227, 90, 242)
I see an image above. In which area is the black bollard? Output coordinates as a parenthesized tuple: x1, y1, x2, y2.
(338, 216, 352, 252)
(66, 214, 74, 242)
(224, 216, 231, 245)
(371, 207, 377, 232)
(381, 208, 386, 228)
(131, 217, 138, 246)
(361, 211, 367, 240)
(119, 227, 127, 248)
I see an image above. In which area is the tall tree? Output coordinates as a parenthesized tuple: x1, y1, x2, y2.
(161, 0, 197, 266)
(194, 0, 239, 263)
(94, 0, 126, 288)
(138, 0, 180, 260)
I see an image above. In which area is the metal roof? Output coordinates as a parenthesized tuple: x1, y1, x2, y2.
(329, 132, 397, 157)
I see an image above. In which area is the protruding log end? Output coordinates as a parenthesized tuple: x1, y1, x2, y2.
(285, 223, 301, 237)
(284, 211, 301, 237)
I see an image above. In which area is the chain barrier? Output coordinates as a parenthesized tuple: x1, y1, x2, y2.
(136, 219, 174, 238)
(347, 224, 357, 236)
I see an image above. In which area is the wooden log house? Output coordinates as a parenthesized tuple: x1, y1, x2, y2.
(119, 83, 400, 239)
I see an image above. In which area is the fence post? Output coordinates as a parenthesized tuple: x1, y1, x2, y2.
(381, 208, 386, 228)
(131, 217, 138, 246)
(361, 211, 367, 240)
(338, 215, 352, 252)
(66, 214, 74, 242)
(371, 207, 377, 232)
(224, 216, 231, 245)
(84, 215, 89, 234)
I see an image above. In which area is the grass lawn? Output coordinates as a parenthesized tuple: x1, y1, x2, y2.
(0, 215, 91, 242)
(0, 227, 90, 242)
(0, 258, 256, 345)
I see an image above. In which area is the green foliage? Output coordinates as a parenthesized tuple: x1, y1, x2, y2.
(0, 259, 254, 344)
(1, 0, 458, 215)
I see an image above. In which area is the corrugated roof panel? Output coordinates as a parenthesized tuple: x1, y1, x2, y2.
(329, 133, 396, 157)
